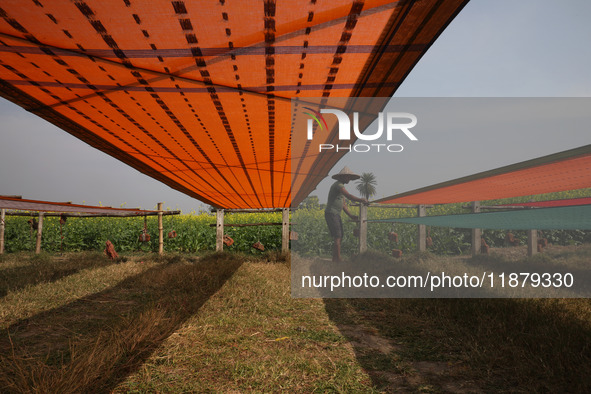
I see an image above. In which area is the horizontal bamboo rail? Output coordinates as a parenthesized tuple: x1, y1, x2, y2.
(209, 222, 285, 227)
(224, 208, 289, 213)
(351, 203, 434, 209)
(3, 210, 180, 218)
(214, 208, 291, 253)
(462, 205, 533, 210)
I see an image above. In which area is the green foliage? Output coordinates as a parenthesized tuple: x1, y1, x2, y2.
(299, 195, 321, 210)
(355, 172, 377, 200)
(293, 203, 471, 257)
(2, 189, 589, 256)
(2, 212, 282, 255)
(293, 189, 591, 258)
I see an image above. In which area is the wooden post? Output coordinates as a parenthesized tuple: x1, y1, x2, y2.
(281, 208, 290, 253)
(527, 229, 538, 257)
(471, 201, 481, 256)
(216, 209, 224, 252)
(0, 209, 5, 254)
(35, 212, 44, 254)
(417, 205, 426, 252)
(157, 202, 164, 255)
(359, 203, 367, 254)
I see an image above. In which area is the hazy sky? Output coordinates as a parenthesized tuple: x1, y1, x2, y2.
(1, 0, 591, 212)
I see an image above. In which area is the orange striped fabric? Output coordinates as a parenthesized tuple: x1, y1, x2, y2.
(0, 0, 468, 208)
(0, 196, 156, 214)
(376, 145, 591, 205)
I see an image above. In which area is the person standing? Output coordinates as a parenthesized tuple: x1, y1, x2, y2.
(325, 167, 368, 262)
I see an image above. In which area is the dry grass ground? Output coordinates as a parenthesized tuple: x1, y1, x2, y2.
(0, 245, 590, 392)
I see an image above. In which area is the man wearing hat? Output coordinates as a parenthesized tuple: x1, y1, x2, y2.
(325, 166, 368, 262)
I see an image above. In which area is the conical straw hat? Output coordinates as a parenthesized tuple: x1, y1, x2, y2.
(332, 166, 360, 181)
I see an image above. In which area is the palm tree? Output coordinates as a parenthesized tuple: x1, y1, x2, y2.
(356, 172, 377, 200)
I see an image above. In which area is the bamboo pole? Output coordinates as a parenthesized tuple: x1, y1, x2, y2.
(216, 209, 224, 252)
(471, 201, 481, 256)
(281, 208, 290, 253)
(358, 203, 367, 254)
(527, 229, 538, 257)
(0, 209, 5, 254)
(35, 212, 44, 254)
(417, 205, 426, 252)
(157, 202, 164, 255)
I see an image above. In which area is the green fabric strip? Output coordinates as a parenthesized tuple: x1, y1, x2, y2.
(368, 205, 591, 230)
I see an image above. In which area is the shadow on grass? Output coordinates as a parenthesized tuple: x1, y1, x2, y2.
(0, 252, 118, 298)
(325, 295, 591, 392)
(0, 252, 242, 393)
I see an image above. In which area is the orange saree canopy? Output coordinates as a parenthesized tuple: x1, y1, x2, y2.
(0, 0, 468, 208)
(0, 195, 157, 215)
(376, 145, 591, 205)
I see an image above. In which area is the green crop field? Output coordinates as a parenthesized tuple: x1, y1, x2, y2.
(2, 189, 590, 257)
(1, 211, 283, 255)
